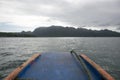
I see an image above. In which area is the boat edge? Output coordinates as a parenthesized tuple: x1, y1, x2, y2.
(80, 54, 115, 80)
(4, 53, 41, 80)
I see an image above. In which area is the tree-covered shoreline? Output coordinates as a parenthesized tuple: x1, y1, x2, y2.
(0, 32, 35, 37)
(0, 26, 120, 37)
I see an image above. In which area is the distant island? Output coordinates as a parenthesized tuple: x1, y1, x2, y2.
(0, 25, 120, 37)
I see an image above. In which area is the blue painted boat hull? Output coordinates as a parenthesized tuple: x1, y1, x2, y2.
(5, 52, 114, 80)
(17, 52, 88, 80)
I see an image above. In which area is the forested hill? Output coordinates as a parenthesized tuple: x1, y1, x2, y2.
(33, 26, 120, 37)
(0, 26, 120, 37)
(0, 32, 35, 37)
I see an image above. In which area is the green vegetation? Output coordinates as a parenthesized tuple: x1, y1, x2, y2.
(0, 26, 120, 37)
(33, 26, 120, 37)
(0, 32, 35, 37)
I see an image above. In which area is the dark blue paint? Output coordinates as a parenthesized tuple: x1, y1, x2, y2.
(16, 52, 103, 80)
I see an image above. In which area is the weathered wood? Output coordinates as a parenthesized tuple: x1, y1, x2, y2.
(4, 53, 41, 80)
(80, 54, 115, 80)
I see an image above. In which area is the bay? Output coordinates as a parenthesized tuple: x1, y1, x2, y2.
(0, 37, 120, 80)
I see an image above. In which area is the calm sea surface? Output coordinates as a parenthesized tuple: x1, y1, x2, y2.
(0, 37, 120, 80)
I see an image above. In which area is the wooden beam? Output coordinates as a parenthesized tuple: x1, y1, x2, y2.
(4, 53, 41, 80)
(80, 54, 115, 80)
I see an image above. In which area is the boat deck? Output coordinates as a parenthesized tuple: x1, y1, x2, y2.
(5, 52, 115, 80)
(17, 52, 89, 80)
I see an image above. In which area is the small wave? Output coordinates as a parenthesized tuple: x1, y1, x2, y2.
(0, 52, 13, 57)
(0, 60, 26, 79)
(0, 60, 26, 71)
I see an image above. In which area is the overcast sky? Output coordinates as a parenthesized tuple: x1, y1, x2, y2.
(0, 0, 120, 32)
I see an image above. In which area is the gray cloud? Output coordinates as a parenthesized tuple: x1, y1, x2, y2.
(116, 25, 120, 30)
(0, 0, 120, 31)
(52, 0, 120, 27)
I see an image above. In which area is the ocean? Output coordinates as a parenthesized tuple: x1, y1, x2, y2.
(0, 37, 120, 80)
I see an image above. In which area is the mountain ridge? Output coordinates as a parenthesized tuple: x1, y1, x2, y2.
(32, 26, 120, 37)
(0, 25, 120, 37)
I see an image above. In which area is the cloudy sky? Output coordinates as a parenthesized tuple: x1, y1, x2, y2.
(0, 0, 120, 32)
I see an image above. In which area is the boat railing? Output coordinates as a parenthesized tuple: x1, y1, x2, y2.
(70, 50, 93, 80)
(70, 50, 115, 80)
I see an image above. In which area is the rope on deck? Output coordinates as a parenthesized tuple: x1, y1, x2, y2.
(70, 50, 93, 80)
